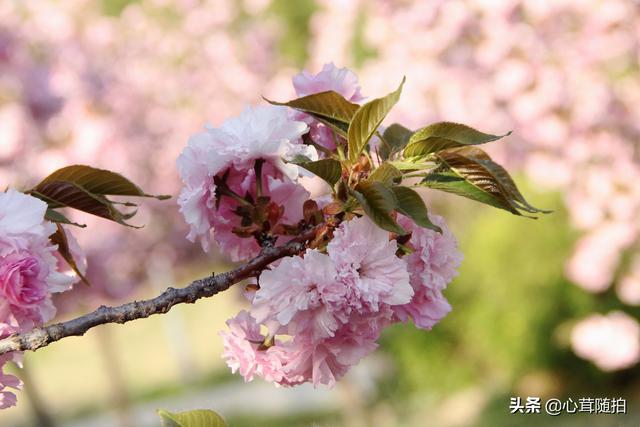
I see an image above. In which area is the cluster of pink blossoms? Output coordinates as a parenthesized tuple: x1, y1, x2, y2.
(222, 215, 461, 387)
(178, 64, 462, 387)
(0, 189, 85, 408)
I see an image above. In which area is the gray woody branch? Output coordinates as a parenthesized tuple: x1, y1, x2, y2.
(0, 227, 319, 356)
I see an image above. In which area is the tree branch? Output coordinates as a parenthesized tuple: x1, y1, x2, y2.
(0, 227, 319, 356)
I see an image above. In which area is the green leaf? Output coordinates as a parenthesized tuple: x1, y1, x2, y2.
(297, 159, 342, 187)
(265, 91, 359, 136)
(379, 123, 413, 160)
(391, 186, 441, 232)
(351, 181, 405, 234)
(312, 116, 350, 136)
(45, 209, 86, 228)
(50, 224, 90, 286)
(389, 160, 435, 171)
(289, 153, 315, 164)
(32, 181, 140, 227)
(158, 409, 228, 427)
(421, 169, 512, 211)
(369, 162, 402, 185)
(40, 165, 170, 199)
(403, 122, 511, 159)
(348, 77, 405, 164)
(419, 147, 551, 216)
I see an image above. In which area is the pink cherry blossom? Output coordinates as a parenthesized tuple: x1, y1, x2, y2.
(566, 222, 637, 293)
(0, 190, 82, 410)
(219, 310, 289, 384)
(617, 256, 640, 306)
(393, 214, 463, 329)
(292, 62, 364, 102)
(280, 313, 384, 388)
(0, 190, 76, 336)
(327, 215, 414, 313)
(176, 132, 231, 250)
(252, 249, 343, 340)
(571, 311, 640, 371)
(220, 307, 385, 388)
(0, 353, 21, 410)
(177, 106, 314, 259)
(0, 252, 55, 332)
(292, 63, 364, 151)
(0, 189, 55, 256)
(210, 165, 310, 262)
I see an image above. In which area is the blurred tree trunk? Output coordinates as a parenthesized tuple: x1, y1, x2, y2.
(95, 326, 132, 427)
(148, 253, 197, 382)
(339, 378, 368, 427)
(21, 364, 56, 427)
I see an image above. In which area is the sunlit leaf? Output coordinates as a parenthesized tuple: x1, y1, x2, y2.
(369, 162, 402, 185)
(40, 165, 170, 199)
(389, 160, 435, 171)
(50, 224, 89, 286)
(351, 181, 405, 234)
(391, 186, 441, 232)
(379, 123, 413, 160)
(419, 147, 550, 216)
(348, 77, 405, 164)
(295, 159, 342, 187)
(265, 91, 359, 136)
(421, 169, 511, 211)
(403, 122, 511, 159)
(158, 409, 228, 427)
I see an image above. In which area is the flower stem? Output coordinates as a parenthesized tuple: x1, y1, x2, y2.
(332, 130, 346, 161)
(217, 182, 252, 206)
(254, 158, 264, 198)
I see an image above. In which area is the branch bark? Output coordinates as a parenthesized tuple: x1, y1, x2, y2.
(0, 227, 319, 356)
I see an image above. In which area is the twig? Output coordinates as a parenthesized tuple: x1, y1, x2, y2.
(0, 226, 319, 356)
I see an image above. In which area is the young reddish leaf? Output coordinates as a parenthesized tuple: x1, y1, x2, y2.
(39, 165, 170, 199)
(232, 224, 261, 238)
(322, 201, 343, 216)
(348, 78, 405, 164)
(404, 122, 511, 159)
(272, 223, 301, 236)
(264, 201, 284, 226)
(303, 199, 320, 223)
(50, 224, 90, 286)
(32, 181, 140, 227)
(351, 181, 405, 235)
(32, 165, 170, 227)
